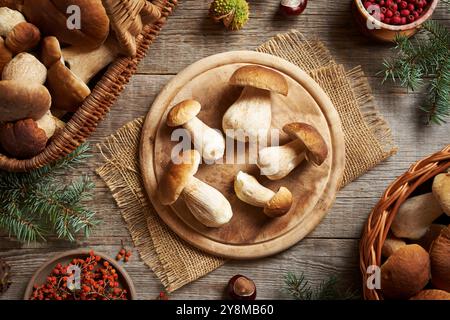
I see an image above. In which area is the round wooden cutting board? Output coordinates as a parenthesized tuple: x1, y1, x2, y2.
(140, 51, 345, 259)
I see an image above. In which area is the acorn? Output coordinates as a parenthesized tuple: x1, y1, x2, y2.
(227, 275, 256, 300)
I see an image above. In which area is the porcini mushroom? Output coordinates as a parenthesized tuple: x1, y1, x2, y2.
(167, 100, 225, 162)
(159, 150, 233, 228)
(23, 0, 110, 49)
(2, 52, 47, 84)
(410, 289, 450, 300)
(40, 36, 64, 68)
(416, 224, 447, 252)
(381, 244, 431, 300)
(0, 80, 51, 122)
(391, 173, 450, 240)
(222, 65, 288, 142)
(5, 21, 41, 54)
(257, 122, 328, 180)
(61, 38, 120, 84)
(0, 7, 25, 37)
(234, 171, 293, 218)
(381, 235, 406, 258)
(429, 225, 450, 292)
(0, 38, 12, 74)
(0, 112, 57, 159)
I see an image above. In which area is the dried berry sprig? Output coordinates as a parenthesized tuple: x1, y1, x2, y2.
(0, 259, 11, 295)
(31, 251, 127, 300)
(116, 240, 132, 263)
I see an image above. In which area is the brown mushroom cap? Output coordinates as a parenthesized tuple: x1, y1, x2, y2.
(0, 37, 12, 74)
(229, 65, 289, 96)
(159, 150, 201, 205)
(23, 0, 110, 49)
(432, 173, 450, 216)
(429, 226, 450, 291)
(381, 244, 430, 300)
(46, 61, 91, 112)
(416, 224, 447, 252)
(40, 36, 62, 68)
(5, 21, 41, 54)
(410, 289, 450, 300)
(0, 80, 51, 122)
(264, 187, 293, 218)
(0, 0, 24, 10)
(166, 100, 202, 127)
(0, 119, 48, 159)
(283, 122, 329, 166)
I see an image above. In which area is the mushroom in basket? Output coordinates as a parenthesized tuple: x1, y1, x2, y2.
(257, 122, 328, 180)
(158, 150, 233, 228)
(222, 65, 288, 142)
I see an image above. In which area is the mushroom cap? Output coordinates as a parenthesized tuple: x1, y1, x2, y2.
(0, 80, 51, 122)
(429, 226, 450, 291)
(40, 36, 62, 68)
(283, 122, 329, 166)
(381, 244, 430, 300)
(5, 22, 41, 54)
(2, 52, 47, 84)
(0, 119, 48, 159)
(23, 0, 110, 49)
(410, 289, 450, 300)
(0, 7, 26, 37)
(432, 173, 450, 215)
(46, 61, 91, 112)
(229, 65, 289, 96)
(264, 187, 293, 218)
(0, 37, 12, 74)
(159, 150, 202, 205)
(167, 100, 202, 127)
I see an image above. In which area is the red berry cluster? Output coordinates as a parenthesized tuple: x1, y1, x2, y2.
(31, 251, 128, 300)
(363, 0, 430, 25)
(116, 240, 132, 263)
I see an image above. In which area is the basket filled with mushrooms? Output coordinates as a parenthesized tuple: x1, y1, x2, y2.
(0, 0, 177, 172)
(360, 145, 450, 300)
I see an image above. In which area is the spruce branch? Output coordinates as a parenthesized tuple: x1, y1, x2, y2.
(380, 20, 450, 124)
(0, 144, 98, 243)
(283, 272, 360, 300)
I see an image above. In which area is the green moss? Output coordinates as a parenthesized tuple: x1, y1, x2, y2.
(210, 0, 250, 31)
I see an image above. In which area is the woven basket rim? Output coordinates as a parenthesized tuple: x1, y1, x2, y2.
(359, 144, 450, 300)
(0, 0, 178, 172)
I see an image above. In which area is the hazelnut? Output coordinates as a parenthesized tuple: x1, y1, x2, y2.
(227, 275, 256, 300)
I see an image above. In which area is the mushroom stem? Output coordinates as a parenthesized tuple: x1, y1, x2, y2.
(181, 176, 233, 228)
(391, 193, 443, 240)
(258, 139, 306, 180)
(222, 86, 272, 142)
(234, 171, 275, 207)
(62, 40, 119, 84)
(183, 117, 225, 162)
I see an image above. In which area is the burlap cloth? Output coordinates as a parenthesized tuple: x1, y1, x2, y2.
(96, 31, 397, 292)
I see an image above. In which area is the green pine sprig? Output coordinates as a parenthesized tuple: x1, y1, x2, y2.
(283, 272, 360, 300)
(381, 20, 450, 124)
(0, 144, 99, 243)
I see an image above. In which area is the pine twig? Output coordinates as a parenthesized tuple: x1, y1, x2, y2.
(0, 144, 98, 243)
(283, 272, 360, 300)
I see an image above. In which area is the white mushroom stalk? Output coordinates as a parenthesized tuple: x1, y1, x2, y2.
(257, 122, 328, 181)
(234, 171, 293, 217)
(223, 65, 289, 142)
(167, 100, 225, 162)
(159, 150, 233, 228)
(391, 173, 450, 239)
(62, 38, 120, 84)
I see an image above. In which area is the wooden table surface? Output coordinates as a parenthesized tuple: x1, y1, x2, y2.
(1, 1, 449, 300)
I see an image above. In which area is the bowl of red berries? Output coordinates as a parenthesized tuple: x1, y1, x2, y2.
(352, 0, 439, 42)
(24, 250, 136, 300)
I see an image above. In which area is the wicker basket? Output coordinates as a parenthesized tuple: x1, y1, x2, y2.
(0, 0, 177, 172)
(360, 144, 450, 300)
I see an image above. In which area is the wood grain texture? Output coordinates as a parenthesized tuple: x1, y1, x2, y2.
(1, 0, 449, 299)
